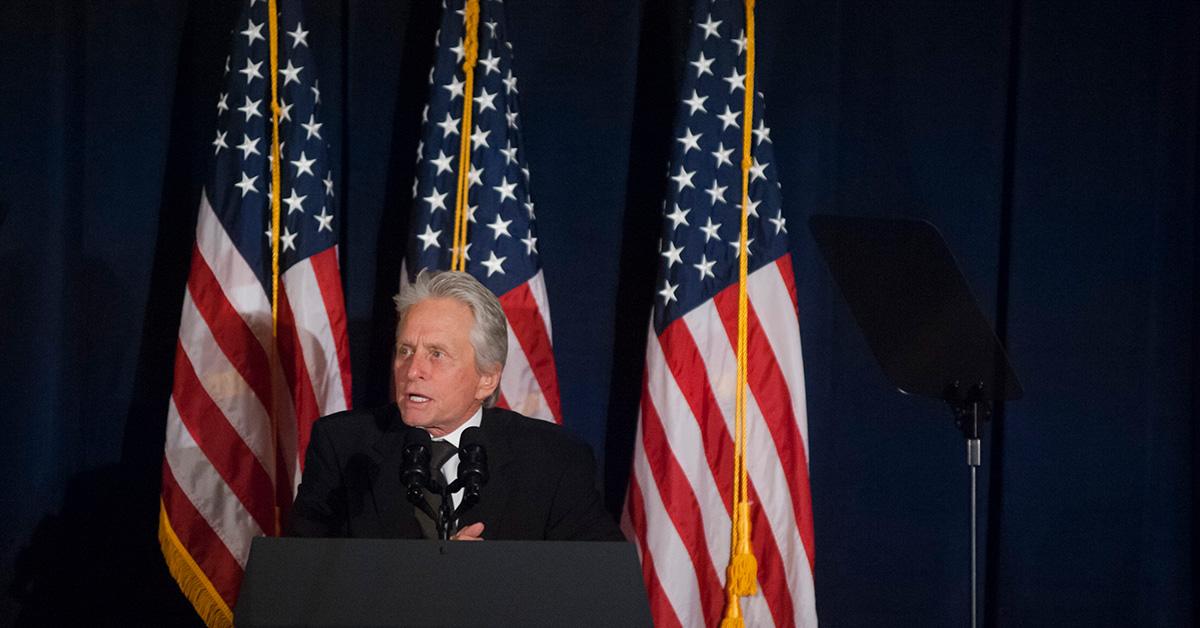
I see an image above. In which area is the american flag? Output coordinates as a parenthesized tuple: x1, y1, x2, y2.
(405, 0, 561, 423)
(158, 1, 351, 625)
(622, 0, 817, 625)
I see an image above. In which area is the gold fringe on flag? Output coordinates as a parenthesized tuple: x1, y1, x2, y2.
(158, 501, 234, 628)
(721, 0, 759, 626)
(451, 0, 481, 271)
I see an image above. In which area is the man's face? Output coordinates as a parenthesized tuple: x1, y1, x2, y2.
(393, 297, 499, 437)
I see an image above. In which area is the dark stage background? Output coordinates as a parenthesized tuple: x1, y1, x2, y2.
(1, 1, 1197, 625)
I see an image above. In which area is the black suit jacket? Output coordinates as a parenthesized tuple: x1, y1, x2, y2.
(289, 404, 623, 541)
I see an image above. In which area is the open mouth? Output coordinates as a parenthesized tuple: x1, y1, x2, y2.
(406, 394, 431, 404)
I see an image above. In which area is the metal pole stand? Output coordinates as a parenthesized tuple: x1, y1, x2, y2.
(948, 383, 991, 628)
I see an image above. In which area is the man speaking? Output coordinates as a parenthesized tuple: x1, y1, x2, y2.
(289, 271, 622, 542)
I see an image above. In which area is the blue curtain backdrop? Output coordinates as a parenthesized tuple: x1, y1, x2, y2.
(1, 1, 1195, 625)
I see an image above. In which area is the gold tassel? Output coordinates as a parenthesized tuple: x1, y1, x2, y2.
(727, 501, 759, 595)
(719, 584, 745, 628)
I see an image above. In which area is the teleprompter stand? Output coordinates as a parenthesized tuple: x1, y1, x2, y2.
(809, 215, 1022, 628)
(233, 537, 651, 627)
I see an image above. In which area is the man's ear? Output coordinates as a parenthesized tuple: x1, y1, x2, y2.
(476, 367, 501, 401)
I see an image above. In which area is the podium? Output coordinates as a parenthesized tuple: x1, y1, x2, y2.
(233, 537, 652, 627)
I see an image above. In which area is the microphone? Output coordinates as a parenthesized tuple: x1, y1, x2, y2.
(452, 426, 488, 517)
(400, 427, 435, 519)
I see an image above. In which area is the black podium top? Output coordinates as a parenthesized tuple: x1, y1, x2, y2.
(234, 537, 651, 627)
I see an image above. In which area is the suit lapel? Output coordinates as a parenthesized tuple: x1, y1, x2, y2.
(367, 406, 422, 538)
(461, 409, 516, 534)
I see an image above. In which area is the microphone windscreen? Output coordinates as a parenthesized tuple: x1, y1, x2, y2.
(459, 426, 483, 449)
(457, 426, 488, 486)
(400, 426, 433, 491)
(403, 425, 433, 449)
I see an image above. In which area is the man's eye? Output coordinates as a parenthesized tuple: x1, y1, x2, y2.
(430, 350, 443, 359)
(397, 347, 413, 358)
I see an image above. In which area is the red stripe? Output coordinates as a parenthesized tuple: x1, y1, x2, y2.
(746, 481, 798, 627)
(171, 340, 275, 533)
(496, 390, 509, 410)
(776, 254, 799, 314)
(654, 318, 796, 625)
(713, 282, 816, 571)
(276, 288, 322, 478)
(625, 478, 684, 628)
(639, 373, 725, 624)
(309, 247, 353, 409)
(498, 283, 562, 423)
(275, 476, 292, 536)
(657, 320, 734, 513)
(186, 244, 273, 410)
(161, 457, 244, 607)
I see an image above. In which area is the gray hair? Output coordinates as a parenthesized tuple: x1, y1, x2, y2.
(394, 270, 507, 407)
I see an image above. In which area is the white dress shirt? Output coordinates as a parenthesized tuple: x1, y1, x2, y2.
(432, 406, 483, 510)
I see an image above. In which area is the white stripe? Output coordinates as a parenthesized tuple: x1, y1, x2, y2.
(498, 326, 552, 422)
(630, 420, 705, 628)
(282, 256, 349, 419)
(643, 330, 732, 587)
(177, 290, 274, 473)
(195, 189, 274, 355)
(164, 399, 264, 567)
(683, 297, 814, 626)
(748, 261, 810, 458)
(525, 270, 554, 341)
(750, 262, 818, 627)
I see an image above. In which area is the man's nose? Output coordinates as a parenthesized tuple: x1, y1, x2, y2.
(404, 355, 428, 379)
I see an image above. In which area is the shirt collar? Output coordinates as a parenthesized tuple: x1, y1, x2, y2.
(433, 406, 483, 449)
